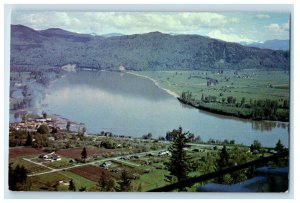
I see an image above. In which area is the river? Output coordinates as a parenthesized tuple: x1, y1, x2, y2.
(11, 70, 289, 148)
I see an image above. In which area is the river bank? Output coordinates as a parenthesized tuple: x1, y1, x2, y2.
(126, 71, 180, 98)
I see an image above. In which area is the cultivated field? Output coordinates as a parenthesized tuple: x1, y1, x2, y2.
(56, 147, 129, 160)
(136, 70, 289, 102)
(135, 70, 290, 121)
(9, 147, 44, 158)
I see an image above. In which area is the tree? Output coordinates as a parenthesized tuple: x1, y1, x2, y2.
(165, 131, 174, 141)
(9, 163, 28, 191)
(24, 133, 32, 146)
(82, 126, 86, 135)
(81, 147, 87, 162)
(241, 97, 246, 106)
(273, 139, 288, 167)
(42, 111, 47, 119)
(216, 145, 230, 170)
(250, 140, 262, 153)
(37, 124, 49, 134)
(275, 139, 285, 153)
(68, 179, 76, 191)
(118, 170, 132, 192)
(101, 139, 116, 149)
(142, 133, 152, 140)
(187, 133, 195, 142)
(216, 145, 230, 183)
(165, 127, 191, 191)
(33, 133, 49, 148)
(66, 121, 71, 131)
(97, 170, 115, 191)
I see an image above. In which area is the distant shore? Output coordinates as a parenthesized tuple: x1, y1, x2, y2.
(126, 71, 180, 98)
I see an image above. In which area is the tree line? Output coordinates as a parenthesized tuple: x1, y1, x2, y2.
(180, 91, 289, 121)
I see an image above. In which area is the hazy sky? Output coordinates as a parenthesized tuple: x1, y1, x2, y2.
(11, 11, 290, 43)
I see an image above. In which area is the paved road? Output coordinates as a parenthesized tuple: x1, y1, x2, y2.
(25, 149, 164, 177)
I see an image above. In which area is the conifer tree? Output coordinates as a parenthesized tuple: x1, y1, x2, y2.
(68, 179, 76, 191)
(216, 145, 230, 183)
(81, 147, 87, 162)
(165, 127, 191, 191)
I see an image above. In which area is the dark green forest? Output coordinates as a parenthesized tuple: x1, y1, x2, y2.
(11, 25, 290, 71)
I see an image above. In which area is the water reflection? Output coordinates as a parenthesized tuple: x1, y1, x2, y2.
(60, 71, 170, 100)
(251, 121, 288, 132)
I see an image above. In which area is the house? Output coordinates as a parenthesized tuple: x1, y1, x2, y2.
(69, 159, 77, 164)
(111, 168, 119, 173)
(39, 152, 61, 161)
(35, 118, 47, 122)
(119, 65, 126, 72)
(104, 132, 113, 137)
(48, 136, 55, 141)
(39, 154, 49, 159)
(158, 150, 171, 156)
(100, 161, 112, 168)
(131, 155, 140, 159)
(58, 180, 69, 186)
(52, 154, 61, 161)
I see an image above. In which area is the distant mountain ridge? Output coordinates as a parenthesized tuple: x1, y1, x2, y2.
(101, 33, 124, 37)
(10, 24, 290, 71)
(243, 39, 289, 51)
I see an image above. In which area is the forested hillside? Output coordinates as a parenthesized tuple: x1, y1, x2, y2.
(11, 25, 290, 71)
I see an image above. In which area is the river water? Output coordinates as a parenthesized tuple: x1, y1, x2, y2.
(16, 70, 290, 147)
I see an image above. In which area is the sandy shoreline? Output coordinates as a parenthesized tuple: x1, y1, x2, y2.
(126, 72, 180, 98)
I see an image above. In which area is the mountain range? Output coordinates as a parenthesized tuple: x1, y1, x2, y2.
(242, 39, 289, 51)
(10, 25, 290, 71)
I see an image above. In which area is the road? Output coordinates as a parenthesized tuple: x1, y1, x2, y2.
(25, 149, 164, 177)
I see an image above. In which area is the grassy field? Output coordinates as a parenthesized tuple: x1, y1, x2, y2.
(10, 157, 50, 175)
(136, 70, 289, 102)
(134, 70, 290, 121)
(28, 170, 98, 191)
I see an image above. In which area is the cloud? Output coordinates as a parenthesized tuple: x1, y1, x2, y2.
(11, 11, 290, 42)
(265, 22, 290, 34)
(207, 30, 255, 43)
(255, 14, 270, 19)
(12, 11, 239, 35)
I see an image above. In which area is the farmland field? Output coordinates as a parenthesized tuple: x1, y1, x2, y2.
(56, 147, 128, 160)
(9, 147, 44, 158)
(135, 70, 289, 101)
(9, 157, 50, 175)
(28, 170, 97, 191)
(134, 70, 290, 121)
(69, 165, 106, 182)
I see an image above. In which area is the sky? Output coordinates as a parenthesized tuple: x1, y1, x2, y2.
(11, 11, 290, 43)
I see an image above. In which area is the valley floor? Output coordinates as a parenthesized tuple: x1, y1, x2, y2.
(132, 70, 290, 121)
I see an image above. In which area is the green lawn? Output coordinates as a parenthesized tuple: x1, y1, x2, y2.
(10, 157, 50, 175)
(59, 171, 98, 191)
(132, 169, 169, 191)
(28, 171, 98, 191)
(43, 157, 73, 169)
